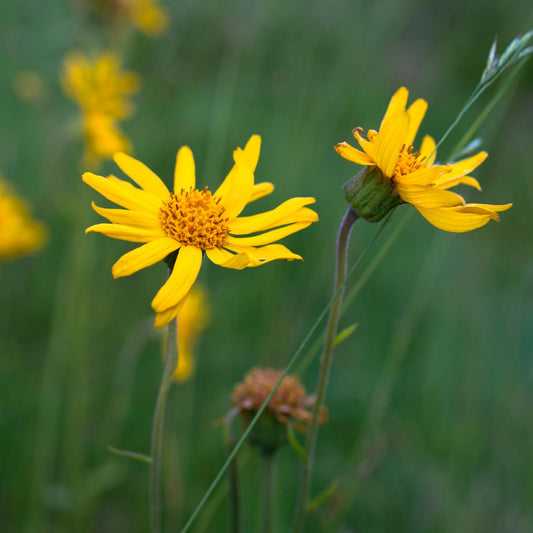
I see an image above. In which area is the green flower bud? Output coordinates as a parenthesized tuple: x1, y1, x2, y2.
(343, 166, 404, 222)
(243, 410, 287, 456)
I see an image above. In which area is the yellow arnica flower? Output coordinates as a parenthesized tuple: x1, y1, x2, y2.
(335, 87, 512, 232)
(126, 0, 169, 36)
(172, 288, 209, 383)
(0, 179, 47, 261)
(83, 112, 132, 167)
(62, 51, 140, 120)
(83, 135, 318, 328)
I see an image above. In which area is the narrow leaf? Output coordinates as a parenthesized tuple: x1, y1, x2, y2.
(306, 479, 340, 512)
(107, 445, 152, 464)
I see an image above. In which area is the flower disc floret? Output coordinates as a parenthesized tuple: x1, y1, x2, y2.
(160, 187, 229, 249)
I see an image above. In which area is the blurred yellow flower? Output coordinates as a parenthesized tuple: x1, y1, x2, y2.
(127, 0, 169, 36)
(83, 135, 318, 328)
(335, 87, 512, 232)
(62, 51, 140, 119)
(82, 112, 132, 167)
(169, 288, 209, 383)
(0, 178, 47, 261)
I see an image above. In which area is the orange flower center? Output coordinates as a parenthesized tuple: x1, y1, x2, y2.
(159, 187, 229, 249)
(393, 144, 427, 179)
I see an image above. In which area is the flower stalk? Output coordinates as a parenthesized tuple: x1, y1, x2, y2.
(149, 316, 178, 533)
(261, 451, 277, 533)
(293, 207, 358, 532)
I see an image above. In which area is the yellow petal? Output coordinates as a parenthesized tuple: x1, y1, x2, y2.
(353, 128, 377, 161)
(113, 153, 170, 199)
(225, 221, 313, 247)
(435, 152, 488, 184)
(205, 247, 251, 269)
(379, 87, 409, 130)
(404, 98, 428, 146)
(241, 135, 262, 172)
(229, 197, 317, 235)
(461, 202, 512, 213)
(334, 141, 374, 165)
(225, 243, 303, 266)
(174, 146, 196, 192)
(151, 246, 203, 312)
(396, 185, 465, 208)
(416, 205, 500, 233)
(82, 172, 162, 213)
(437, 176, 482, 191)
(86, 223, 166, 242)
(91, 202, 162, 229)
(375, 112, 410, 177)
(394, 164, 451, 186)
(419, 135, 437, 165)
(154, 301, 184, 329)
(173, 348, 194, 382)
(214, 147, 255, 220)
(112, 238, 180, 278)
(248, 182, 274, 203)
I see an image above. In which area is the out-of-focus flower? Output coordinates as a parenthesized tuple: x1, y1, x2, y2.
(335, 87, 512, 232)
(93, 0, 169, 36)
(0, 178, 47, 261)
(83, 135, 318, 328)
(62, 51, 140, 119)
(12, 71, 48, 104)
(172, 288, 209, 383)
(82, 112, 132, 167)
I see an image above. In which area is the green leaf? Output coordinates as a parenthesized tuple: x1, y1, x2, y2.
(306, 479, 340, 512)
(286, 423, 307, 462)
(333, 323, 358, 347)
(107, 445, 152, 464)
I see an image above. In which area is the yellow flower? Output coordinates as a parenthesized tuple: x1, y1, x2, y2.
(126, 0, 169, 36)
(82, 112, 132, 168)
(172, 288, 209, 383)
(0, 178, 47, 261)
(83, 135, 318, 328)
(62, 51, 140, 120)
(335, 87, 512, 232)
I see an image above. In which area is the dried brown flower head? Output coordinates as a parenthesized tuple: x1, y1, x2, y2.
(231, 367, 328, 433)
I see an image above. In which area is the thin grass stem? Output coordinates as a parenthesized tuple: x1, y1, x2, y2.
(261, 452, 277, 533)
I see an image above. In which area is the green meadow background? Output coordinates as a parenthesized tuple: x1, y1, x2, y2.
(2, 1, 533, 531)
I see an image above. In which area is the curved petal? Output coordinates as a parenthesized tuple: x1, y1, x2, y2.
(228, 197, 316, 235)
(91, 202, 162, 229)
(86, 223, 166, 242)
(462, 202, 512, 213)
(419, 135, 437, 165)
(83, 172, 162, 213)
(396, 185, 465, 208)
(248, 182, 274, 203)
(151, 246, 203, 312)
(404, 98, 428, 146)
(112, 237, 180, 278)
(225, 243, 303, 266)
(416, 205, 501, 233)
(225, 221, 313, 247)
(335, 141, 374, 166)
(154, 300, 185, 329)
(375, 112, 410, 177)
(437, 176, 482, 191)
(394, 164, 451, 186)
(214, 147, 255, 220)
(379, 87, 409, 131)
(174, 146, 196, 192)
(437, 152, 488, 183)
(241, 135, 261, 172)
(205, 247, 250, 269)
(113, 153, 170, 199)
(353, 128, 377, 160)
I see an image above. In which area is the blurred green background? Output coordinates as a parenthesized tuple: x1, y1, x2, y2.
(2, 0, 533, 531)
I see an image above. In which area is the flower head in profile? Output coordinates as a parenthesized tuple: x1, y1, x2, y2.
(335, 87, 512, 232)
(172, 287, 209, 383)
(83, 135, 318, 328)
(0, 178, 47, 261)
(231, 367, 328, 433)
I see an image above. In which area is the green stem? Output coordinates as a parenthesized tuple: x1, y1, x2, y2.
(227, 434, 241, 533)
(261, 452, 277, 533)
(292, 207, 358, 532)
(150, 318, 178, 533)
